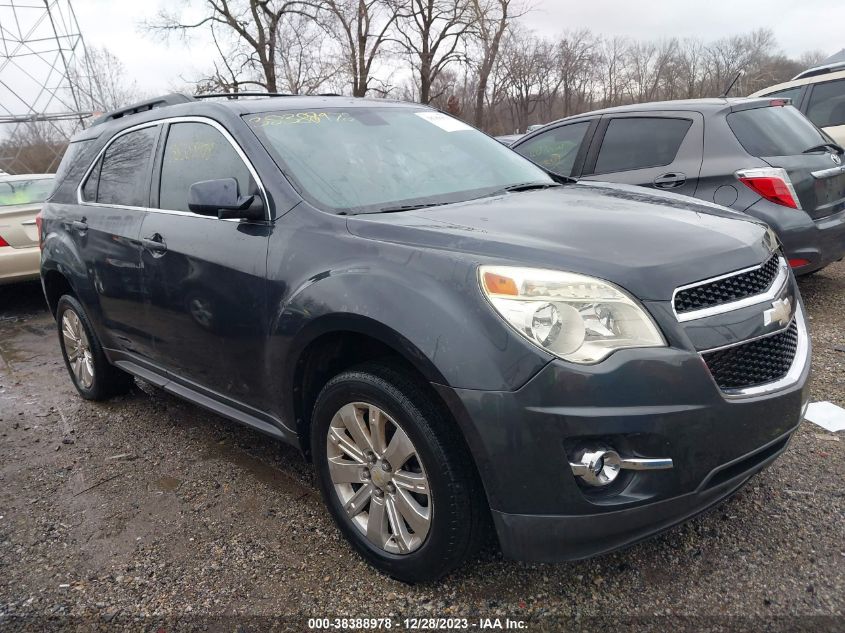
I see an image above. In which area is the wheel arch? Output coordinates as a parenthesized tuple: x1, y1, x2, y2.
(42, 267, 77, 316)
(286, 314, 451, 458)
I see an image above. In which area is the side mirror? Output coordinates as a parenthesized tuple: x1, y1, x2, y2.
(187, 178, 264, 221)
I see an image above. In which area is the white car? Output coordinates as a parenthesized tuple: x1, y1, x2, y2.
(750, 65, 845, 145)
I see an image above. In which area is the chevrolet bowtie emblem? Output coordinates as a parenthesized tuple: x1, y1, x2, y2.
(763, 297, 792, 327)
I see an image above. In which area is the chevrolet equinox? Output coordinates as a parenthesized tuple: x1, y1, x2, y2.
(39, 93, 811, 583)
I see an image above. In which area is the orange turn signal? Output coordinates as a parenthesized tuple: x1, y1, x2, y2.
(483, 271, 518, 296)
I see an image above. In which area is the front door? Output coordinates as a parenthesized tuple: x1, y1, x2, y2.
(139, 119, 271, 409)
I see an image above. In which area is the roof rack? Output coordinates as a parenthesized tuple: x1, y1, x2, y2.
(194, 92, 294, 99)
(88, 93, 195, 127)
(792, 60, 845, 81)
(193, 92, 344, 99)
(87, 91, 349, 128)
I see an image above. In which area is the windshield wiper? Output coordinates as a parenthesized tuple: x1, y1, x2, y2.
(376, 202, 445, 213)
(487, 181, 563, 197)
(803, 142, 845, 155)
(503, 182, 562, 192)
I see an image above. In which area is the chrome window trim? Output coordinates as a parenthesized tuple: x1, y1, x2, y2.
(75, 116, 270, 222)
(700, 303, 808, 400)
(672, 256, 788, 323)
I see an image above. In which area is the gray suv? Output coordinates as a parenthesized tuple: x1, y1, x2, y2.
(40, 93, 810, 582)
(510, 98, 845, 275)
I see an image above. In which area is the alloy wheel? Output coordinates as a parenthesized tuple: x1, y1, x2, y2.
(326, 402, 432, 554)
(62, 310, 94, 389)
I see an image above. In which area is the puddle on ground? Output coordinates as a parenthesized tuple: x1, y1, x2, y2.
(154, 475, 182, 492)
(200, 438, 315, 500)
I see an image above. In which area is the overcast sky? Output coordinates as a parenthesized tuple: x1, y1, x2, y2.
(68, 0, 845, 95)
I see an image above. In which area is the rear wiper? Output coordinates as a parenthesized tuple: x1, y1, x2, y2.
(803, 142, 844, 155)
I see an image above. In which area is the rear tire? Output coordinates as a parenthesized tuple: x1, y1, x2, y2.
(311, 363, 485, 583)
(56, 295, 134, 400)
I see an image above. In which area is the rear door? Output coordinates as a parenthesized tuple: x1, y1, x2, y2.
(76, 124, 159, 357)
(139, 118, 271, 408)
(804, 78, 845, 146)
(510, 118, 597, 178)
(727, 104, 845, 220)
(578, 112, 704, 197)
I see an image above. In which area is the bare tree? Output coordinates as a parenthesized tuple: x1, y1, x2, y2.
(146, 0, 311, 93)
(394, 0, 472, 104)
(276, 13, 345, 93)
(66, 46, 143, 112)
(552, 29, 597, 117)
(0, 122, 68, 174)
(467, 0, 525, 128)
(301, 0, 401, 97)
(498, 27, 549, 132)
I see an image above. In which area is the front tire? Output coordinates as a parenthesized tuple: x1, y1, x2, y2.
(56, 295, 134, 400)
(311, 364, 485, 583)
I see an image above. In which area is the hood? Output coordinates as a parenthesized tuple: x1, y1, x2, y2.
(346, 182, 773, 301)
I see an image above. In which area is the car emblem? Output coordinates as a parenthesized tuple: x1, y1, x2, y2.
(833, 153, 842, 165)
(763, 297, 792, 327)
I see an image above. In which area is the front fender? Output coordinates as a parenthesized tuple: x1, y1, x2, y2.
(274, 257, 550, 395)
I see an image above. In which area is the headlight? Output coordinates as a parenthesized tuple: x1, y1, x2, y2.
(479, 266, 665, 363)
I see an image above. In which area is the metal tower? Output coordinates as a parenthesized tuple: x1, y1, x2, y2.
(0, 0, 98, 172)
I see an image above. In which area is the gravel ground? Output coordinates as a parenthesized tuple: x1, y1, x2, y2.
(0, 264, 843, 632)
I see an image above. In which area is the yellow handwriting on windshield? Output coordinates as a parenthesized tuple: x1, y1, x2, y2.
(248, 112, 353, 127)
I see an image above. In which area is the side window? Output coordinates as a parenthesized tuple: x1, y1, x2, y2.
(81, 157, 101, 201)
(514, 121, 591, 177)
(593, 117, 693, 175)
(159, 122, 254, 213)
(96, 127, 158, 206)
(760, 86, 804, 103)
(806, 79, 845, 128)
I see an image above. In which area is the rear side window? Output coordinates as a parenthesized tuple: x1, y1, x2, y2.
(93, 127, 158, 206)
(806, 79, 845, 128)
(514, 121, 590, 177)
(593, 117, 692, 174)
(158, 122, 253, 212)
(82, 158, 101, 201)
(727, 105, 826, 156)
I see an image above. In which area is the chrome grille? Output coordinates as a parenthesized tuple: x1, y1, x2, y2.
(674, 255, 781, 315)
(702, 319, 799, 391)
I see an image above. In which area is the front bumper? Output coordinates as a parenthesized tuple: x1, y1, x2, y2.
(491, 426, 795, 561)
(435, 319, 811, 562)
(0, 245, 40, 285)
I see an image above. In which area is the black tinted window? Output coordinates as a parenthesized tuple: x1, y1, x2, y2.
(594, 117, 692, 174)
(96, 127, 157, 206)
(514, 122, 590, 177)
(728, 105, 826, 156)
(159, 122, 253, 212)
(806, 79, 845, 128)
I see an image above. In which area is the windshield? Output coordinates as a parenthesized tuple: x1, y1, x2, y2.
(245, 107, 552, 214)
(727, 105, 827, 157)
(0, 177, 54, 207)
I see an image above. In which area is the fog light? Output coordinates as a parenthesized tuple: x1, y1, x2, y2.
(570, 447, 673, 487)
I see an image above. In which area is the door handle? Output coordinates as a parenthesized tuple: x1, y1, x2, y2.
(141, 234, 167, 254)
(652, 173, 686, 189)
(71, 219, 88, 232)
